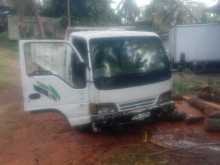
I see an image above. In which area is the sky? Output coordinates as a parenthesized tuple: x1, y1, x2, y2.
(112, 0, 218, 8)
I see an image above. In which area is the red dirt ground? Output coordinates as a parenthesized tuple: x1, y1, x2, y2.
(1, 84, 220, 165)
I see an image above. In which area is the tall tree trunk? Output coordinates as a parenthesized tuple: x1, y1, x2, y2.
(33, 0, 45, 38)
(67, 0, 71, 27)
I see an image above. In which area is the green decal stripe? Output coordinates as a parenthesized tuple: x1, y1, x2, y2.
(34, 81, 61, 101)
(49, 86, 61, 101)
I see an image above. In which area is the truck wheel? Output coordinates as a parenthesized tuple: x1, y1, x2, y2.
(160, 110, 186, 121)
(91, 122, 101, 133)
(76, 123, 101, 133)
(148, 111, 160, 122)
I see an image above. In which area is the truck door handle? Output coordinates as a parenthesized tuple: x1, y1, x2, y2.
(29, 93, 41, 100)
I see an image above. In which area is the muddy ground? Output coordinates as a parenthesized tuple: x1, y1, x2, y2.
(1, 47, 220, 165)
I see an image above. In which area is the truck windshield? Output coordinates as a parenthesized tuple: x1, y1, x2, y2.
(90, 37, 171, 90)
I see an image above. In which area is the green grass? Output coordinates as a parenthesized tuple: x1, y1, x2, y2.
(0, 32, 18, 90)
(173, 80, 203, 95)
(0, 48, 17, 90)
(0, 32, 18, 52)
(0, 52, 13, 90)
(173, 73, 220, 95)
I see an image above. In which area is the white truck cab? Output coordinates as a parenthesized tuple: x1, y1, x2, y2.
(19, 30, 173, 129)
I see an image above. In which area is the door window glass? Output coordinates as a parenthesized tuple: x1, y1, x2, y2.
(71, 53, 87, 89)
(23, 42, 86, 88)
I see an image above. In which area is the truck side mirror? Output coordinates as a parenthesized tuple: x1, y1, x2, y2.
(71, 57, 87, 88)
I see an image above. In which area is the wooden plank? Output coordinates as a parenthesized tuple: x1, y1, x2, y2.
(176, 102, 204, 124)
(184, 96, 220, 116)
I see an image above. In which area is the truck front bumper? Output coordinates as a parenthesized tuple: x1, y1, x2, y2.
(91, 101, 175, 125)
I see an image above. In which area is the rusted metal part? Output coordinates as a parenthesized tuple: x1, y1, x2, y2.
(183, 95, 220, 132)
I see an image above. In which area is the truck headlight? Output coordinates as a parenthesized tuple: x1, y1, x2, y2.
(90, 103, 118, 115)
(158, 91, 172, 104)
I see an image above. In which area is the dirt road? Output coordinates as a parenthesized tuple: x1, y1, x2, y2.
(1, 47, 220, 165)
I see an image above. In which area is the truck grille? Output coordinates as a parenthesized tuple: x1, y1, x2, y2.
(119, 98, 156, 112)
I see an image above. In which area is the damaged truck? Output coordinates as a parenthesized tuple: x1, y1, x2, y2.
(19, 29, 174, 131)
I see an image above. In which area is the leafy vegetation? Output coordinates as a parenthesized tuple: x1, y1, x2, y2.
(6, 0, 220, 33)
(116, 0, 139, 24)
(0, 32, 17, 51)
(142, 0, 220, 33)
(173, 72, 220, 95)
(40, 0, 120, 26)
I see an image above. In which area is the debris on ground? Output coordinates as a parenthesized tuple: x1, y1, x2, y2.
(181, 90, 220, 132)
(205, 118, 220, 132)
(176, 102, 204, 124)
(186, 96, 220, 115)
(198, 86, 220, 104)
(1, 92, 220, 165)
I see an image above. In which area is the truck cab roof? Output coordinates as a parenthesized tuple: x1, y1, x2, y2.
(70, 30, 158, 40)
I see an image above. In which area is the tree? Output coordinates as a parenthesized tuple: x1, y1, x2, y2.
(202, 13, 220, 23)
(8, 0, 35, 16)
(8, 0, 45, 38)
(116, 0, 139, 24)
(41, 0, 120, 26)
(143, 0, 206, 33)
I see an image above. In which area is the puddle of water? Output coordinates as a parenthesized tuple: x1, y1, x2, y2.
(152, 133, 220, 152)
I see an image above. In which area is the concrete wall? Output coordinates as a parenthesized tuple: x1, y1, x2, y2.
(8, 16, 19, 39)
(8, 16, 65, 40)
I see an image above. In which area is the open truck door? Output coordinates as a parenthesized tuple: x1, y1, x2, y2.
(19, 40, 90, 126)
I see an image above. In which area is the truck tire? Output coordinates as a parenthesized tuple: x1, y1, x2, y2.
(76, 123, 101, 133)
